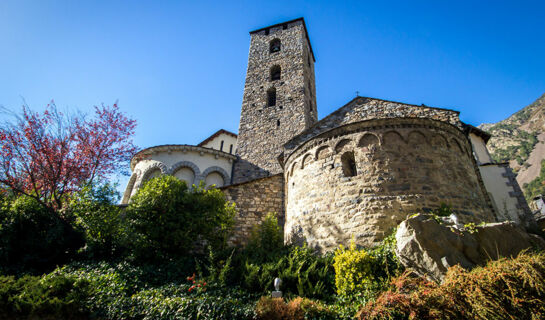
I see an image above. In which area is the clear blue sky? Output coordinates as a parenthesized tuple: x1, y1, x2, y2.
(1, 0, 544, 187)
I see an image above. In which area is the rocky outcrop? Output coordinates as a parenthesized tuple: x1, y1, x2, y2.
(396, 214, 545, 282)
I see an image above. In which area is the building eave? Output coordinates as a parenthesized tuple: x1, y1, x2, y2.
(130, 144, 237, 171)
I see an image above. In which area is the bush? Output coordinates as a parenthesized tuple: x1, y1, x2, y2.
(0, 195, 84, 275)
(241, 245, 335, 300)
(245, 212, 284, 263)
(334, 241, 379, 298)
(334, 233, 402, 300)
(124, 176, 236, 262)
(54, 262, 258, 320)
(68, 183, 125, 259)
(357, 251, 545, 320)
(256, 296, 334, 320)
(0, 273, 91, 320)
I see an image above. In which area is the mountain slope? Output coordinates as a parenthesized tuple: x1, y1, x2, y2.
(479, 93, 545, 200)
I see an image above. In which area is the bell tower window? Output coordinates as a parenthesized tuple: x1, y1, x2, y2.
(270, 39, 281, 53)
(267, 88, 277, 107)
(270, 65, 281, 81)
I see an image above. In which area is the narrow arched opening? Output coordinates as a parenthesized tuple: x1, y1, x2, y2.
(270, 65, 281, 81)
(267, 87, 277, 107)
(341, 151, 357, 177)
(270, 39, 281, 53)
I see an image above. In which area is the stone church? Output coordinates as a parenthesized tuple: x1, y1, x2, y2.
(122, 18, 531, 252)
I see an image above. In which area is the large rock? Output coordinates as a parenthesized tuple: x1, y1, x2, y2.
(396, 214, 545, 282)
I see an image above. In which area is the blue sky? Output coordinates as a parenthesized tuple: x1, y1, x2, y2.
(1, 0, 544, 188)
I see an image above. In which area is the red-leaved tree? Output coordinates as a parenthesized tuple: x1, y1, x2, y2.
(0, 101, 138, 210)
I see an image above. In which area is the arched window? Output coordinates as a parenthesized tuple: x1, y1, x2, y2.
(341, 151, 357, 177)
(229, 144, 233, 154)
(267, 87, 276, 107)
(270, 65, 281, 81)
(270, 39, 281, 53)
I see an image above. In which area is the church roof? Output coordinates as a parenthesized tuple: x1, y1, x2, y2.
(197, 129, 238, 147)
(283, 96, 462, 152)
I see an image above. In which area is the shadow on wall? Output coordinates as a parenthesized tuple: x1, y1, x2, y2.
(232, 158, 271, 184)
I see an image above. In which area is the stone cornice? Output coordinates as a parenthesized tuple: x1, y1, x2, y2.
(131, 144, 237, 170)
(283, 117, 469, 165)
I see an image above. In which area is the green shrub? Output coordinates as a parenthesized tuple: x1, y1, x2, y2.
(241, 245, 335, 300)
(357, 251, 545, 320)
(0, 195, 84, 275)
(0, 273, 91, 320)
(332, 233, 403, 315)
(68, 183, 125, 259)
(124, 176, 236, 262)
(56, 262, 258, 320)
(432, 203, 452, 217)
(334, 241, 378, 298)
(245, 212, 284, 263)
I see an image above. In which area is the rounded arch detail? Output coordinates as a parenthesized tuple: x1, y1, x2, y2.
(358, 133, 380, 151)
(315, 145, 332, 160)
(290, 161, 298, 177)
(121, 173, 138, 204)
(382, 131, 405, 149)
(407, 130, 428, 145)
(301, 153, 313, 169)
(334, 139, 353, 154)
(169, 160, 201, 176)
(141, 161, 168, 181)
(201, 166, 230, 185)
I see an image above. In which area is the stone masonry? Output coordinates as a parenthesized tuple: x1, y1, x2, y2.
(284, 116, 496, 252)
(221, 174, 284, 246)
(233, 18, 317, 184)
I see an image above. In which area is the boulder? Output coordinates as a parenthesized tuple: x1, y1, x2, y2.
(396, 214, 545, 282)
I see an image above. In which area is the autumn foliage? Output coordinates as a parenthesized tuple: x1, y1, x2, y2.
(0, 102, 137, 210)
(357, 251, 545, 320)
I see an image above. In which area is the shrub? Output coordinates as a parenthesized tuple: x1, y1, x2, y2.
(334, 234, 401, 298)
(334, 241, 378, 298)
(245, 212, 284, 263)
(0, 273, 91, 320)
(256, 296, 334, 320)
(68, 183, 125, 259)
(357, 250, 545, 320)
(56, 262, 258, 320)
(0, 195, 84, 275)
(241, 245, 335, 300)
(124, 176, 236, 262)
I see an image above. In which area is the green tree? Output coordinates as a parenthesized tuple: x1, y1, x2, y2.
(68, 182, 124, 259)
(0, 194, 83, 275)
(124, 176, 235, 262)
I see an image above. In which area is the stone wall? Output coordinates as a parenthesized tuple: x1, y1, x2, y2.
(284, 97, 463, 158)
(233, 18, 317, 184)
(221, 174, 285, 246)
(284, 118, 496, 253)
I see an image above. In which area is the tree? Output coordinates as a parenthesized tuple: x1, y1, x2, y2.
(124, 175, 236, 262)
(0, 102, 137, 210)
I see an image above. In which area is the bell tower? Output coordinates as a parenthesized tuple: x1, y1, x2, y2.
(233, 18, 317, 184)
